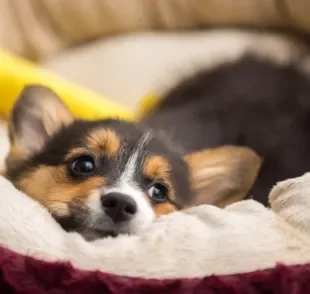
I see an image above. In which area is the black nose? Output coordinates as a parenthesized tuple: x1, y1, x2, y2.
(101, 193, 137, 222)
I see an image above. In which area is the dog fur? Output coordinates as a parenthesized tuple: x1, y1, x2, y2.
(4, 84, 260, 240)
(142, 55, 310, 205)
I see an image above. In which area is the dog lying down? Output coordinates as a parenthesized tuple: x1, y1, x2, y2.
(0, 172, 310, 279)
(5, 56, 310, 242)
(3, 84, 261, 241)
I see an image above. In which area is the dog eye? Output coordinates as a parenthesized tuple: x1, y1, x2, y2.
(70, 155, 95, 175)
(148, 183, 168, 203)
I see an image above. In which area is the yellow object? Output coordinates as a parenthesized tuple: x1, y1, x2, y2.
(0, 51, 133, 121)
(136, 93, 161, 119)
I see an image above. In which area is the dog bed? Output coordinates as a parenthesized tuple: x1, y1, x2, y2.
(1, 172, 310, 293)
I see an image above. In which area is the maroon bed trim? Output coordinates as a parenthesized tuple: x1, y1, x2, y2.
(0, 245, 310, 294)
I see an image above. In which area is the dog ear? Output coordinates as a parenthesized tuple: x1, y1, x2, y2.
(183, 146, 262, 207)
(7, 85, 74, 165)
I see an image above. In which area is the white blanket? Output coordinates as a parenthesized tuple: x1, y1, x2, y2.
(1, 173, 310, 278)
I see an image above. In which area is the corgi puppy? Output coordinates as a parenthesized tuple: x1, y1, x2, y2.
(142, 55, 310, 206)
(4, 85, 260, 240)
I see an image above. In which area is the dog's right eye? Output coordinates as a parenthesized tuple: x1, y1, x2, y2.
(70, 155, 95, 176)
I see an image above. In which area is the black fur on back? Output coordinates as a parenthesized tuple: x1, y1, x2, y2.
(142, 56, 310, 205)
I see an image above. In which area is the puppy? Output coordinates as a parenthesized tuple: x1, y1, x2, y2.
(4, 85, 260, 240)
(142, 55, 310, 206)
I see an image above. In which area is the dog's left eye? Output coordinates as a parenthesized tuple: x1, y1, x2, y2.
(148, 183, 168, 203)
(70, 155, 95, 175)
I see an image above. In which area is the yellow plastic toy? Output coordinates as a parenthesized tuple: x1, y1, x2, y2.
(0, 51, 133, 121)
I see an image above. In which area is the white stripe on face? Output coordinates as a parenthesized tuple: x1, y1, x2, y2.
(95, 132, 155, 234)
(120, 131, 152, 183)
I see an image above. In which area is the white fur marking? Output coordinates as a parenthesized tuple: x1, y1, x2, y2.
(120, 132, 152, 183)
(87, 190, 103, 214)
(104, 183, 155, 233)
(86, 132, 155, 234)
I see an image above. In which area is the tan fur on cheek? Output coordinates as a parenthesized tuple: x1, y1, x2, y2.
(154, 203, 177, 218)
(17, 166, 105, 216)
(143, 155, 176, 200)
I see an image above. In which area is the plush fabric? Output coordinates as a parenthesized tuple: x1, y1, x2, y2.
(1, 0, 310, 60)
(1, 244, 310, 294)
(1, 172, 310, 285)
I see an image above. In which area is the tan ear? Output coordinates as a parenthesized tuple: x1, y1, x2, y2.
(7, 85, 74, 168)
(184, 146, 262, 207)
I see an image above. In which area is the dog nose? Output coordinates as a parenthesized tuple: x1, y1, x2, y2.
(101, 193, 137, 222)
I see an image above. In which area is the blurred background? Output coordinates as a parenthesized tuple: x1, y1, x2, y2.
(2, 0, 310, 109)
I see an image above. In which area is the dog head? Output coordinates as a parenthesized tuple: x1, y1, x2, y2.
(5, 85, 261, 240)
